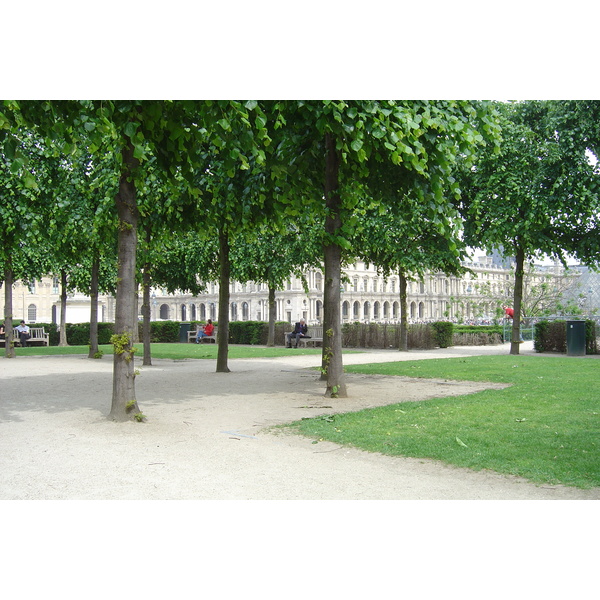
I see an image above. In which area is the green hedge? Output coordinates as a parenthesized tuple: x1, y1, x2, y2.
(65, 322, 115, 345)
(228, 321, 290, 345)
(145, 320, 180, 343)
(341, 322, 438, 350)
(431, 321, 454, 348)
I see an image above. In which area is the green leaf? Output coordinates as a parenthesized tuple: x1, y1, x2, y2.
(351, 139, 363, 152)
(4, 136, 17, 159)
(23, 174, 38, 189)
(123, 121, 138, 138)
(244, 100, 258, 111)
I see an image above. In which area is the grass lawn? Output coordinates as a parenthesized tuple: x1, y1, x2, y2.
(287, 355, 600, 489)
(5, 343, 336, 360)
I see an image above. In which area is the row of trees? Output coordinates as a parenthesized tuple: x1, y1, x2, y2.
(1, 100, 599, 421)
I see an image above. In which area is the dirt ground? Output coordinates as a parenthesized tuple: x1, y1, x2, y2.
(2, 341, 598, 501)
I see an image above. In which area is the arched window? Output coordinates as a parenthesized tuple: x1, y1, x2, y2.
(191, 304, 196, 321)
(200, 304, 206, 320)
(410, 301, 417, 319)
(316, 300, 323, 320)
(342, 301, 349, 320)
(231, 302, 238, 321)
(28, 304, 37, 322)
(315, 272, 323, 291)
(353, 301, 360, 320)
(373, 301, 380, 320)
(160, 304, 170, 320)
(181, 305, 187, 321)
(242, 302, 249, 320)
(383, 302, 390, 319)
(392, 302, 399, 319)
(363, 301, 370, 321)
(418, 302, 425, 318)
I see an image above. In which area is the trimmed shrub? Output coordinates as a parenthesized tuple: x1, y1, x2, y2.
(453, 325, 503, 346)
(534, 320, 566, 353)
(65, 322, 115, 345)
(341, 322, 437, 350)
(228, 320, 269, 345)
(586, 320, 598, 354)
(431, 321, 454, 348)
(147, 320, 180, 343)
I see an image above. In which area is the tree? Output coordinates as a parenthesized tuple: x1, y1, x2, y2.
(355, 199, 469, 350)
(1, 128, 52, 357)
(267, 100, 499, 396)
(459, 101, 599, 355)
(230, 216, 323, 346)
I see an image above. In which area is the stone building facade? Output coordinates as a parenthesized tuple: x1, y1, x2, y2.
(2, 255, 577, 327)
(148, 256, 520, 326)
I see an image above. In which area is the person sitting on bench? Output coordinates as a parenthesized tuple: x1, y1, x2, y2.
(286, 318, 308, 348)
(196, 319, 214, 343)
(15, 320, 30, 347)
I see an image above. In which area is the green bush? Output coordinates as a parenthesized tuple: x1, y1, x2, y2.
(534, 320, 566, 353)
(229, 321, 267, 345)
(453, 325, 503, 346)
(431, 321, 454, 348)
(586, 320, 598, 354)
(341, 322, 437, 350)
(147, 320, 181, 343)
(64, 322, 115, 345)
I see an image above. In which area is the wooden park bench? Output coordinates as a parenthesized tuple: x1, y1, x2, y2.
(0, 327, 50, 347)
(283, 325, 323, 348)
(187, 325, 218, 344)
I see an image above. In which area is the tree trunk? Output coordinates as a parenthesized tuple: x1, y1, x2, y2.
(3, 264, 15, 358)
(142, 265, 152, 366)
(510, 245, 526, 355)
(132, 293, 140, 343)
(58, 269, 68, 346)
(321, 133, 347, 397)
(399, 270, 409, 351)
(216, 227, 231, 373)
(109, 140, 141, 421)
(141, 228, 152, 366)
(267, 284, 276, 347)
(88, 254, 100, 358)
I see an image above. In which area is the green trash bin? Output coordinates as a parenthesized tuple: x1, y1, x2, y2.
(179, 322, 191, 343)
(566, 320, 586, 356)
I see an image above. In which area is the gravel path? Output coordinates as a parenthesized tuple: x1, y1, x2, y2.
(1, 341, 598, 500)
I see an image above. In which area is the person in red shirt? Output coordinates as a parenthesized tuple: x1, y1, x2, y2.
(196, 319, 214, 343)
(503, 306, 524, 341)
(503, 306, 515, 319)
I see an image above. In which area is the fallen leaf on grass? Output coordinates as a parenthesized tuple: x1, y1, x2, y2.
(455, 437, 469, 448)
